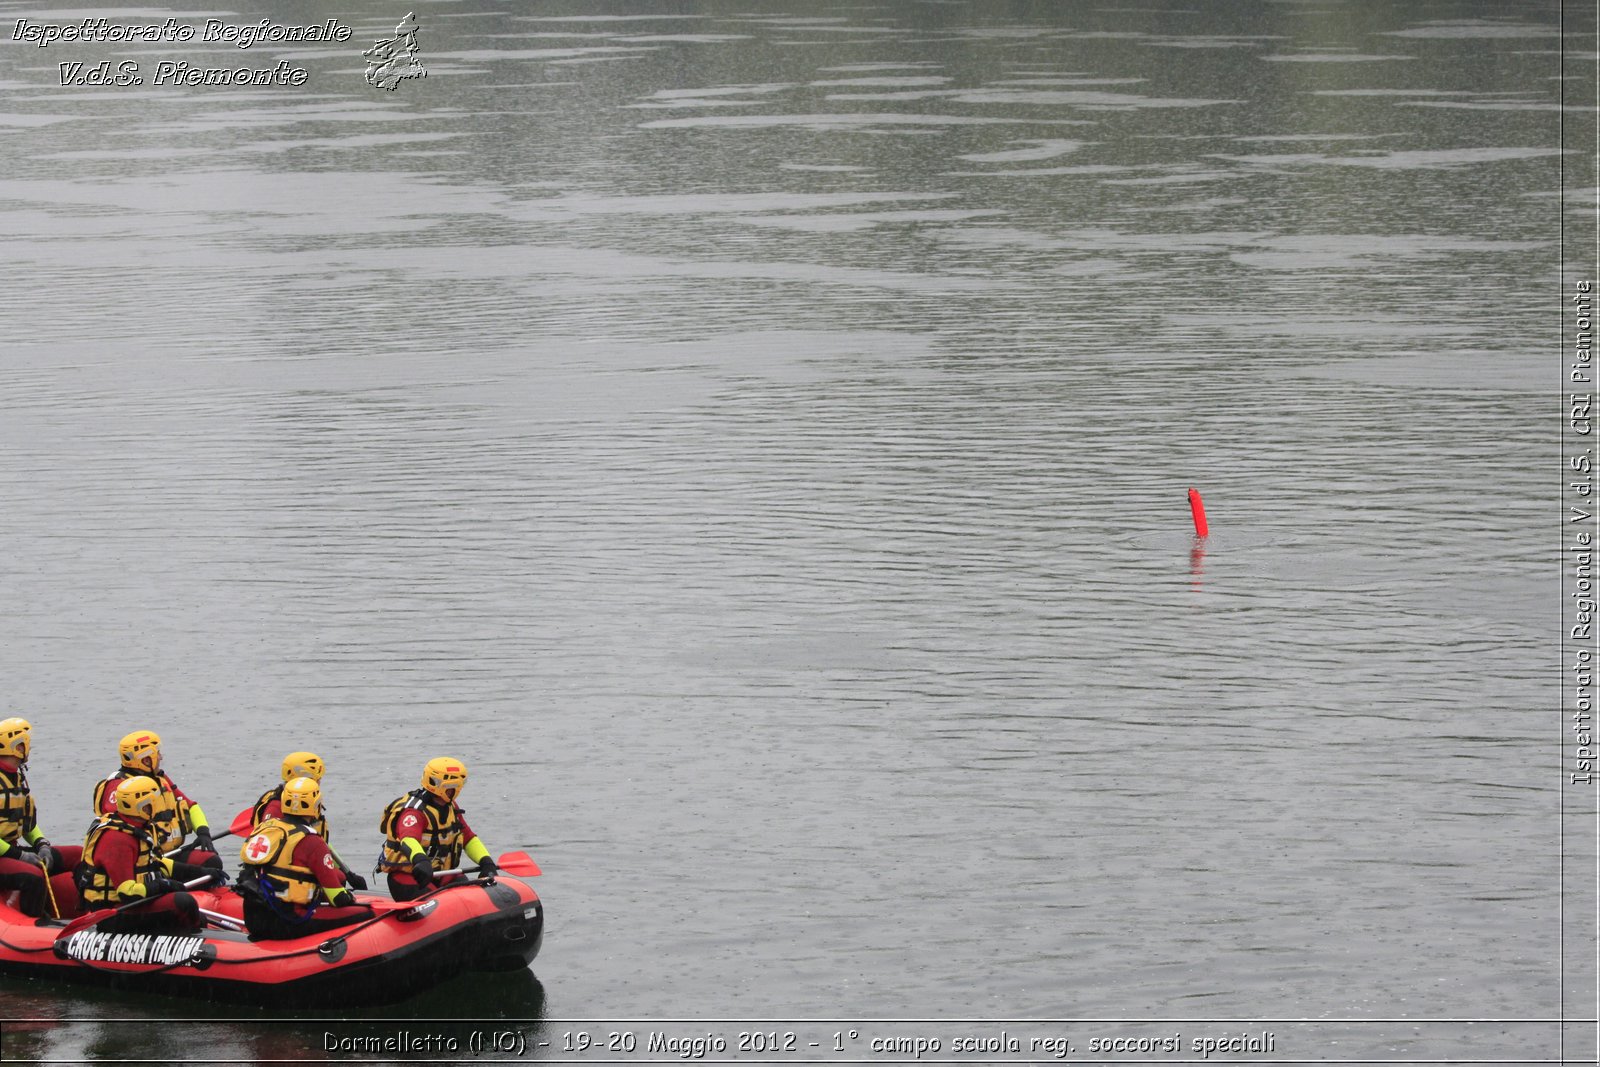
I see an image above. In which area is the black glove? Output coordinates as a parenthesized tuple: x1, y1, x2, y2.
(329, 888, 357, 908)
(34, 841, 55, 873)
(194, 826, 215, 852)
(410, 856, 434, 884)
(346, 871, 369, 891)
(208, 867, 230, 886)
(153, 877, 183, 895)
(477, 857, 498, 878)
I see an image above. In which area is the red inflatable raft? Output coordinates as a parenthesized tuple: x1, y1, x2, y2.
(0, 872, 543, 1007)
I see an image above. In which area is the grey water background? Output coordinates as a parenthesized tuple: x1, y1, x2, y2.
(0, 0, 1592, 1062)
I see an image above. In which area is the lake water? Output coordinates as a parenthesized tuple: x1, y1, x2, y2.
(0, 0, 1594, 1063)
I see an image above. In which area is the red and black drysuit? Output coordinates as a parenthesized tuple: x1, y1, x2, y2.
(0, 755, 82, 917)
(76, 813, 201, 934)
(236, 817, 371, 941)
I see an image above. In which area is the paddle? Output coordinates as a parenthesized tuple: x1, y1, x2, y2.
(163, 829, 233, 860)
(228, 806, 256, 837)
(497, 851, 541, 877)
(415, 851, 541, 883)
(363, 897, 434, 913)
(359, 850, 542, 907)
(197, 907, 245, 932)
(57, 874, 219, 938)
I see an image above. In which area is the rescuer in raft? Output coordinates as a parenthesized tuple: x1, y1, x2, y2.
(377, 757, 497, 901)
(76, 776, 207, 933)
(247, 751, 366, 890)
(0, 718, 84, 918)
(91, 730, 222, 872)
(236, 775, 372, 940)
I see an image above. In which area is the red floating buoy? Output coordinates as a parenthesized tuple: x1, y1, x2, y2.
(1188, 487, 1209, 538)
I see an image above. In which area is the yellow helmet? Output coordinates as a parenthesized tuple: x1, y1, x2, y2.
(0, 718, 31, 762)
(114, 775, 162, 821)
(281, 751, 325, 782)
(421, 757, 467, 802)
(119, 730, 161, 773)
(281, 775, 322, 818)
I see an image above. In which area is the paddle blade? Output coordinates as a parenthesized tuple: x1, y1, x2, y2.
(363, 897, 434, 915)
(362, 898, 410, 912)
(57, 907, 116, 938)
(55, 875, 219, 938)
(497, 851, 541, 877)
(228, 807, 256, 837)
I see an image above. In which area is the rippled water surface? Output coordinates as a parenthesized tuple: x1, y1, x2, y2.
(0, 0, 1591, 1061)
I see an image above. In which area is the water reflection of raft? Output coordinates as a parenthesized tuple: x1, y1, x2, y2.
(0, 875, 542, 1007)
